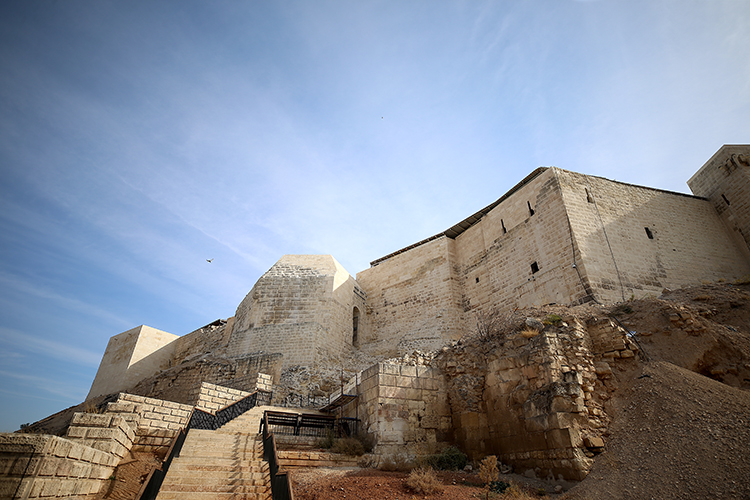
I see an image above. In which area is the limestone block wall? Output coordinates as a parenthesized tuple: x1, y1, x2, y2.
(127, 353, 282, 406)
(356, 237, 464, 358)
(172, 318, 234, 365)
(435, 315, 640, 481)
(0, 433, 118, 499)
(65, 413, 134, 461)
(343, 363, 452, 457)
(455, 168, 587, 315)
(104, 393, 192, 455)
(688, 145, 750, 257)
(87, 325, 179, 400)
(228, 255, 366, 368)
(559, 169, 750, 303)
(192, 382, 252, 414)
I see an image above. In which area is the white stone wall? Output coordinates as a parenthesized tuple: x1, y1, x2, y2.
(87, 325, 178, 400)
(341, 363, 452, 457)
(560, 168, 750, 302)
(0, 431, 121, 498)
(356, 237, 465, 359)
(688, 145, 750, 259)
(227, 255, 366, 368)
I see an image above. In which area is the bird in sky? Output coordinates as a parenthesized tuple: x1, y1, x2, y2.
(206, 259, 214, 263)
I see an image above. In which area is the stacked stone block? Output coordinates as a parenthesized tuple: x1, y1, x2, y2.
(0, 433, 118, 499)
(65, 413, 134, 461)
(343, 362, 452, 457)
(105, 393, 192, 455)
(256, 373, 273, 392)
(193, 382, 253, 414)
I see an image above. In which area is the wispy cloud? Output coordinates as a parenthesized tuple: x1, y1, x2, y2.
(0, 327, 101, 367)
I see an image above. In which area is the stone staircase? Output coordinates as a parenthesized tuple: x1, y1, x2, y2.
(155, 407, 271, 500)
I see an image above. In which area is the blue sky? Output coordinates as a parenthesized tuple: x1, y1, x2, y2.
(0, 0, 748, 432)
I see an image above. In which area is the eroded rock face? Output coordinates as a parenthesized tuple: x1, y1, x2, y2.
(434, 311, 639, 481)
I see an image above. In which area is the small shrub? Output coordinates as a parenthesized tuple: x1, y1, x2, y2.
(315, 429, 335, 449)
(504, 484, 538, 499)
(379, 453, 412, 472)
(543, 314, 562, 326)
(405, 467, 444, 495)
(479, 455, 499, 500)
(84, 401, 104, 414)
(355, 432, 375, 453)
(610, 304, 633, 316)
(490, 480, 510, 493)
(423, 445, 468, 470)
(330, 437, 365, 456)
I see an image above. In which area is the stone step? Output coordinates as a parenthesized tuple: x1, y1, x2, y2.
(169, 461, 268, 473)
(156, 489, 271, 500)
(277, 450, 359, 469)
(176, 447, 263, 458)
(159, 481, 271, 493)
(161, 475, 267, 487)
(165, 467, 267, 479)
(170, 458, 267, 470)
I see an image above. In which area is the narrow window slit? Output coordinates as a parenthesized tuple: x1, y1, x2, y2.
(527, 201, 535, 216)
(530, 261, 539, 274)
(722, 194, 731, 205)
(501, 219, 507, 234)
(585, 188, 594, 203)
(645, 227, 654, 239)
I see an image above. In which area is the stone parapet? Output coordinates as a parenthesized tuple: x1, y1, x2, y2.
(193, 382, 253, 414)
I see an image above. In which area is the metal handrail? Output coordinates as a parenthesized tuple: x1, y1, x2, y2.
(261, 411, 295, 500)
(136, 388, 272, 500)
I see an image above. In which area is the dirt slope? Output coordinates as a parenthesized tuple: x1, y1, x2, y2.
(564, 361, 750, 499)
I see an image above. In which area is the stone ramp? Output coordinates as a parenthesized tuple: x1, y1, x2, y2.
(156, 407, 272, 500)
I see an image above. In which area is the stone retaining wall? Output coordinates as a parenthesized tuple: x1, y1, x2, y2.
(0, 433, 118, 499)
(342, 362, 452, 457)
(105, 393, 192, 455)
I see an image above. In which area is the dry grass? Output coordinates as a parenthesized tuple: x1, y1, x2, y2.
(405, 467, 444, 495)
(521, 327, 540, 338)
(379, 453, 413, 472)
(330, 437, 365, 456)
(502, 484, 539, 499)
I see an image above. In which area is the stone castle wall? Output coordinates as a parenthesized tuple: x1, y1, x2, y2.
(340, 363, 452, 457)
(559, 168, 750, 302)
(87, 326, 178, 400)
(454, 168, 587, 314)
(227, 255, 366, 368)
(356, 237, 464, 359)
(688, 146, 750, 259)
(172, 318, 234, 365)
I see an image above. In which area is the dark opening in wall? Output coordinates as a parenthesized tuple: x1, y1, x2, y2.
(475, 277, 480, 283)
(585, 188, 594, 203)
(352, 307, 360, 348)
(645, 227, 654, 239)
(531, 261, 539, 274)
(527, 201, 535, 216)
(501, 219, 507, 234)
(722, 194, 731, 205)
